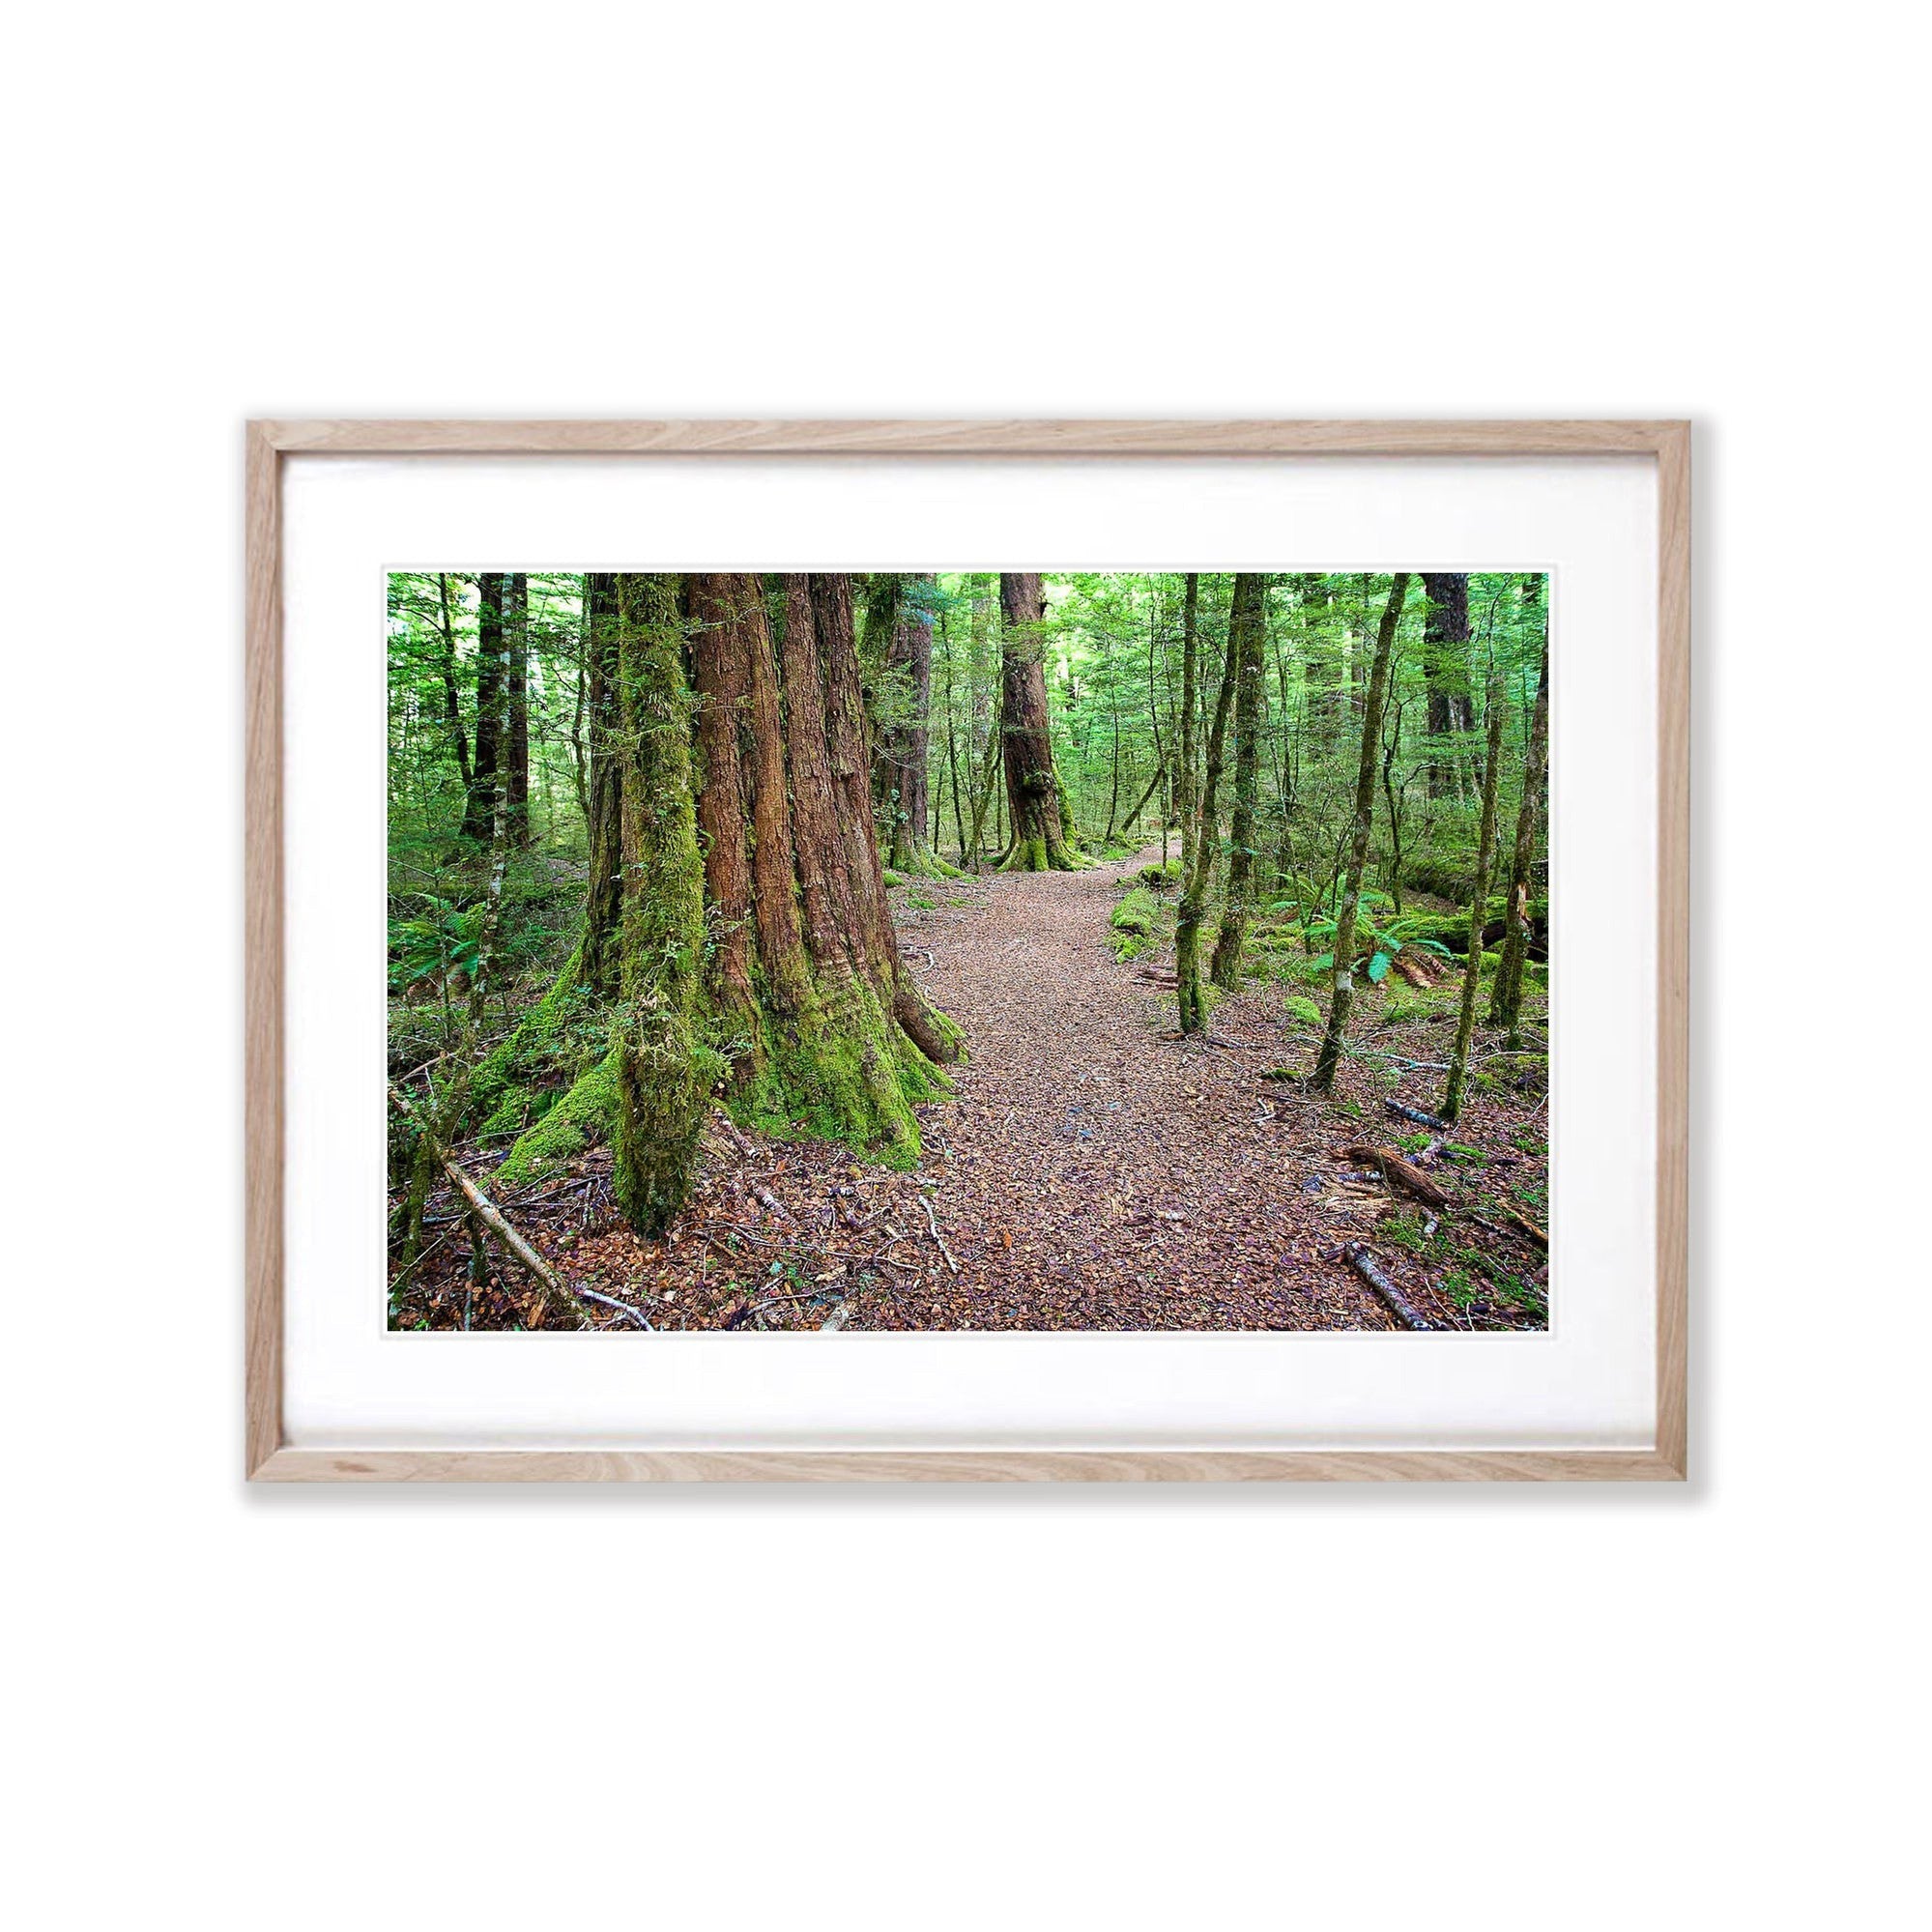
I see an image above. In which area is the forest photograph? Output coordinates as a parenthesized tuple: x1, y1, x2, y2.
(388, 568, 1550, 1334)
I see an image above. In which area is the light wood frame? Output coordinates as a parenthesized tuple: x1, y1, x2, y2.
(246, 418, 1689, 1483)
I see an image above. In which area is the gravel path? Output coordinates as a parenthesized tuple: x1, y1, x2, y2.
(880, 844, 1396, 1329)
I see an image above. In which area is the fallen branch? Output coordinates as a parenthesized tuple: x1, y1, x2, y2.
(1498, 1204, 1549, 1249)
(1341, 1243, 1435, 1331)
(710, 1107, 757, 1160)
(574, 1284, 656, 1330)
(745, 1180, 796, 1224)
(387, 1084, 594, 1327)
(1386, 1099, 1451, 1134)
(1340, 1143, 1452, 1211)
(918, 1194, 960, 1274)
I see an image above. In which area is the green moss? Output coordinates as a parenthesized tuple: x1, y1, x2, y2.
(881, 868, 907, 888)
(468, 944, 591, 1131)
(904, 891, 938, 910)
(1283, 995, 1321, 1027)
(1110, 888, 1159, 937)
(1138, 858, 1182, 888)
(496, 1050, 621, 1187)
(726, 969, 951, 1171)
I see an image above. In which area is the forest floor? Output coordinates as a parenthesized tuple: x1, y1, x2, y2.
(392, 839, 1550, 1333)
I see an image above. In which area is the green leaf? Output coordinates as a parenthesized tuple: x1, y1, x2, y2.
(1310, 952, 1335, 972)
(1414, 938, 1453, 957)
(1368, 951, 1392, 984)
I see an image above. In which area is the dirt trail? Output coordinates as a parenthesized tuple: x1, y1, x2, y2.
(882, 844, 1393, 1329)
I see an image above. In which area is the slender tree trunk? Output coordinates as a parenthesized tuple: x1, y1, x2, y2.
(1176, 572, 1199, 876)
(578, 571, 624, 999)
(966, 679, 1005, 867)
(459, 572, 505, 841)
(873, 573, 938, 872)
(1311, 574, 1411, 1093)
(609, 572, 706, 1233)
(504, 571, 532, 847)
(996, 572, 1077, 869)
(942, 605, 969, 863)
(1443, 670, 1509, 1121)
(1175, 587, 1241, 1035)
(1209, 573, 1268, 988)
(1421, 572, 1474, 800)
(1490, 623, 1550, 1038)
(1145, 593, 1168, 839)
(435, 573, 472, 791)
(1104, 702, 1123, 843)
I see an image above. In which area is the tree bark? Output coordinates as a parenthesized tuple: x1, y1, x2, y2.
(1209, 573, 1268, 988)
(997, 573, 1078, 869)
(1311, 574, 1411, 1093)
(1442, 669, 1509, 1122)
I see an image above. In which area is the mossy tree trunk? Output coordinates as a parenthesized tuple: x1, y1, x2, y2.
(504, 571, 532, 847)
(1175, 585, 1241, 1034)
(458, 571, 505, 842)
(577, 571, 624, 1001)
(1442, 669, 1509, 1122)
(997, 572, 1079, 870)
(488, 572, 962, 1217)
(609, 572, 706, 1232)
(1311, 573, 1411, 1094)
(1209, 572, 1268, 989)
(1490, 605, 1549, 1041)
(1421, 572, 1475, 801)
(686, 572, 959, 1159)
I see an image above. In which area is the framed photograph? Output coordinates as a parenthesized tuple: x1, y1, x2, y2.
(246, 419, 1687, 1481)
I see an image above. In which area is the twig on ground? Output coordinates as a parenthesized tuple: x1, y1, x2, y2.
(919, 1194, 960, 1273)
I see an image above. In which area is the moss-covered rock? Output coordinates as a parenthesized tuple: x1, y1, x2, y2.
(1283, 995, 1321, 1028)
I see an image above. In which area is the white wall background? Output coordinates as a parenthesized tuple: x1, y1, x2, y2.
(6, 6, 1924, 1928)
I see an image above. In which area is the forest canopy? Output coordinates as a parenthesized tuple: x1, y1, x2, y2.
(388, 569, 1549, 1333)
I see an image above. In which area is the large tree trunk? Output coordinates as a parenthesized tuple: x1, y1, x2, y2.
(1490, 604, 1549, 1038)
(685, 573, 959, 1158)
(487, 573, 959, 1218)
(458, 571, 505, 842)
(1312, 574, 1411, 1093)
(1442, 670, 1509, 1122)
(504, 571, 532, 846)
(1421, 572, 1475, 800)
(1174, 587, 1241, 1035)
(1209, 573, 1268, 988)
(997, 572, 1078, 870)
